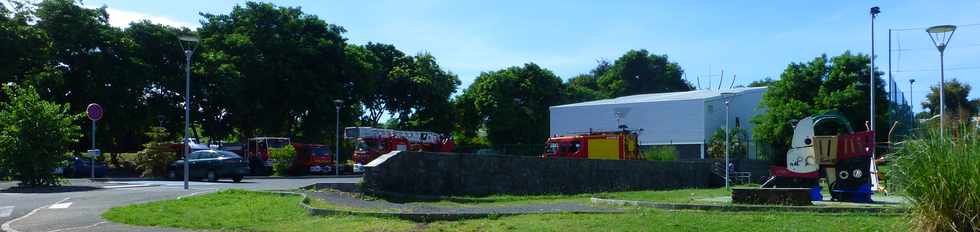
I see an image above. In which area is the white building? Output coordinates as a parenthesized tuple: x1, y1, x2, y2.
(549, 87, 768, 160)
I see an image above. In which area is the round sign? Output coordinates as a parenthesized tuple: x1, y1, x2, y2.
(87, 103, 103, 121)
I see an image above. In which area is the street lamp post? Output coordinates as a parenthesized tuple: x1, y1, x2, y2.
(178, 35, 199, 190)
(334, 99, 344, 176)
(926, 25, 957, 139)
(909, 79, 915, 130)
(869, 6, 879, 142)
(721, 92, 736, 189)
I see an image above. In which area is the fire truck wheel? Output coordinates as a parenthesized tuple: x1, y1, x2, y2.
(207, 170, 218, 182)
(232, 175, 243, 183)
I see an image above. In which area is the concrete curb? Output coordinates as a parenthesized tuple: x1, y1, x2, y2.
(272, 184, 622, 222)
(85, 175, 362, 182)
(590, 197, 907, 214)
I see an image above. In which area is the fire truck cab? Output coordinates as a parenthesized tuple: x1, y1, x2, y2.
(542, 130, 642, 160)
(244, 137, 290, 175)
(346, 127, 454, 173)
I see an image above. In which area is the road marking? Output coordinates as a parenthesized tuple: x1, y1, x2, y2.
(46, 221, 106, 232)
(177, 189, 217, 200)
(48, 202, 72, 209)
(101, 184, 158, 189)
(1, 197, 69, 232)
(0, 206, 12, 218)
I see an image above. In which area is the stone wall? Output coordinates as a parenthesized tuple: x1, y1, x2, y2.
(363, 151, 716, 196)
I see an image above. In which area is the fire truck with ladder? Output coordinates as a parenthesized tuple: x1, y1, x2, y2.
(345, 127, 454, 173)
(541, 128, 643, 160)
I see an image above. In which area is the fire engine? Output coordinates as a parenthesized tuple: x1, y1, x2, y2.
(541, 129, 642, 160)
(242, 137, 335, 175)
(345, 127, 454, 173)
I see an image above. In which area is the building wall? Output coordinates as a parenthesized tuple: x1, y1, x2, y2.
(550, 99, 706, 145)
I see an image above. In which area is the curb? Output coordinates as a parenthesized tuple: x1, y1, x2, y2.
(244, 175, 363, 180)
(590, 197, 907, 214)
(101, 184, 160, 189)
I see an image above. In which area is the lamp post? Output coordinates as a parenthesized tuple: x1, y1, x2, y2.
(869, 6, 880, 141)
(178, 34, 199, 190)
(721, 92, 736, 189)
(334, 99, 344, 176)
(909, 79, 915, 130)
(926, 25, 957, 139)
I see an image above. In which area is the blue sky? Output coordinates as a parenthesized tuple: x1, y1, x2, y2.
(82, 0, 980, 113)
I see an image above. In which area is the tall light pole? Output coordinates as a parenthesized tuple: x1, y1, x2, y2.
(927, 25, 957, 139)
(178, 35, 199, 190)
(909, 79, 915, 131)
(334, 99, 344, 176)
(869, 6, 880, 140)
(721, 92, 736, 189)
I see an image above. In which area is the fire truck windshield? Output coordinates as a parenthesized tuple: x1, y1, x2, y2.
(356, 139, 380, 151)
(266, 139, 289, 148)
(312, 147, 330, 156)
(545, 143, 558, 153)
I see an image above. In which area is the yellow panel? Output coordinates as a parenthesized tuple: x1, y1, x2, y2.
(588, 138, 620, 160)
(813, 136, 838, 165)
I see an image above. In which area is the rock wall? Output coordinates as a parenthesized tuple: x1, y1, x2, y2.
(363, 151, 716, 196)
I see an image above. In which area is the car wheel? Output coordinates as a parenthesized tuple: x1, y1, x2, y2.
(232, 175, 242, 183)
(167, 170, 177, 180)
(207, 170, 217, 182)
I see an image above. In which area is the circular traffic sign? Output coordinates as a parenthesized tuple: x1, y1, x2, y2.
(87, 103, 103, 121)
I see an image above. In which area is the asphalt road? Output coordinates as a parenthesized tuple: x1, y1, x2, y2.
(0, 177, 360, 232)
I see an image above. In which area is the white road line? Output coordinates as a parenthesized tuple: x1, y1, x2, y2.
(177, 189, 217, 200)
(47, 202, 72, 209)
(101, 184, 158, 189)
(46, 221, 106, 232)
(0, 206, 12, 218)
(1, 197, 69, 232)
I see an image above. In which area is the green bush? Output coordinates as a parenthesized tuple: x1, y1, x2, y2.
(268, 145, 296, 176)
(0, 85, 82, 186)
(707, 127, 747, 160)
(643, 146, 678, 161)
(892, 126, 979, 232)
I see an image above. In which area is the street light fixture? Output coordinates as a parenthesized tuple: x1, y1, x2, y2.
(178, 34, 199, 190)
(720, 92, 736, 189)
(926, 25, 956, 139)
(334, 99, 344, 176)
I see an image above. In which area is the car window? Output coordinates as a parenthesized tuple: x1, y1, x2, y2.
(190, 151, 211, 159)
(218, 151, 241, 159)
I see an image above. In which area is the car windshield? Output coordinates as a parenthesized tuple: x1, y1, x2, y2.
(218, 151, 241, 159)
(312, 147, 330, 156)
(267, 139, 289, 148)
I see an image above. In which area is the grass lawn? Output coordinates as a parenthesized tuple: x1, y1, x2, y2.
(596, 188, 733, 203)
(103, 189, 908, 232)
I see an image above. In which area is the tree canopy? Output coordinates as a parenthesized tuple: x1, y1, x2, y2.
(922, 78, 978, 121)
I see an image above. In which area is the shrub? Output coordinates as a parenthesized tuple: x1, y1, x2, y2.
(134, 127, 176, 177)
(268, 145, 296, 176)
(892, 126, 979, 232)
(0, 85, 82, 186)
(644, 146, 678, 161)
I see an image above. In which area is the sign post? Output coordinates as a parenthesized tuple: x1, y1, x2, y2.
(87, 103, 103, 179)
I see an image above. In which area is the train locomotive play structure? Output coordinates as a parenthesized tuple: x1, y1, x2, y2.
(755, 113, 880, 203)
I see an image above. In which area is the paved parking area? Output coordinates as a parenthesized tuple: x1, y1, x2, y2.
(0, 177, 359, 232)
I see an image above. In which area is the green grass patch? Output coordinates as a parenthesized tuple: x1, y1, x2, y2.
(372, 192, 593, 208)
(597, 187, 736, 204)
(104, 189, 907, 231)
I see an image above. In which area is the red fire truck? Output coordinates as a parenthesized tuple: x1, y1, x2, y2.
(242, 137, 335, 175)
(541, 129, 642, 160)
(345, 127, 454, 173)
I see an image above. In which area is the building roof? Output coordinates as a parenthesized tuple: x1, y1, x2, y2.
(551, 87, 767, 108)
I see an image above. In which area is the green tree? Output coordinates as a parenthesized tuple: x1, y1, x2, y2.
(199, 2, 351, 142)
(748, 77, 775, 87)
(0, 0, 52, 84)
(0, 85, 82, 186)
(922, 79, 977, 123)
(134, 127, 175, 177)
(458, 63, 562, 155)
(268, 145, 296, 176)
(597, 49, 692, 97)
(752, 52, 887, 158)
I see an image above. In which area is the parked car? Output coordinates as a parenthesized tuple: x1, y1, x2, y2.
(167, 150, 248, 182)
(55, 157, 108, 178)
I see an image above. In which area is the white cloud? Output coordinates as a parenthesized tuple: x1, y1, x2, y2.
(86, 6, 197, 29)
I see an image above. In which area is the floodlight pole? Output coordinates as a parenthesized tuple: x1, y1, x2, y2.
(724, 98, 730, 189)
(910, 79, 915, 131)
